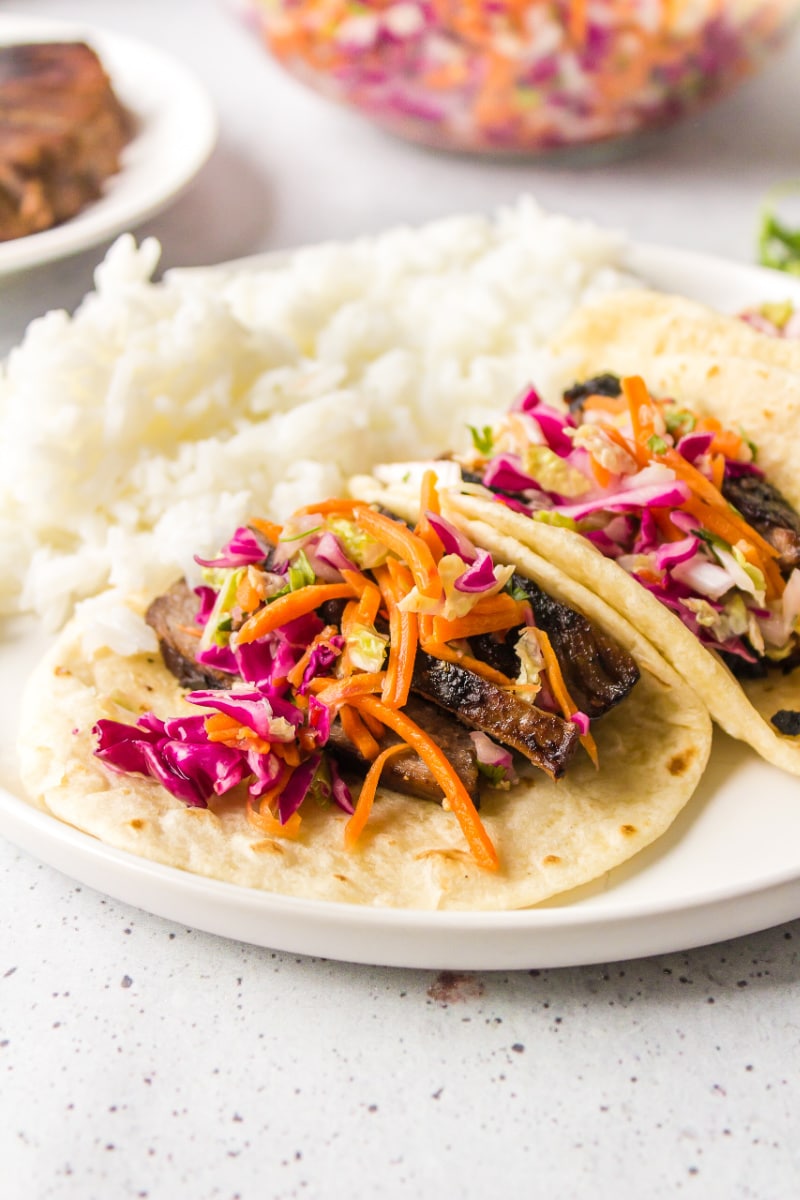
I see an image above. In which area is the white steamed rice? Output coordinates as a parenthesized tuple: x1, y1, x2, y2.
(0, 197, 636, 628)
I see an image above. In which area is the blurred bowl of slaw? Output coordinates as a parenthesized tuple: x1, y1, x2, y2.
(246, 0, 798, 156)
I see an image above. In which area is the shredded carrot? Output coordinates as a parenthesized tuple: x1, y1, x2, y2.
(538, 628, 599, 768)
(236, 572, 264, 614)
(596, 421, 640, 462)
(420, 639, 516, 688)
(249, 517, 283, 544)
(344, 743, 408, 849)
(295, 498, 361, 518)
(310, 671, 386, 709)
(340, 704, 382, 761)
(709, 453, 725, 492)
(582, 394, 627, 416)
(414, 470, 445, 561)
(375, 561, 418, 709)
(360, 709, 386, 740)
(695, 415, 723, 435)
(679, 493, 782, 598)
(622, 375, 657, 466)
(352, 694, 499, 871)
(273, 741, 302, 767)
(709, 429, 743, 460)
(662, 449, 777, 559)
(360, 506, 442, 599)
(246, 798, 302, 840)
(432, 595, 526, 643)
(356, 581, 382, 627)
(650, 507, 684, 543)
(340, 567, 372, 595)
(590, 457, 614, 488)
(235, 582, 357, 645)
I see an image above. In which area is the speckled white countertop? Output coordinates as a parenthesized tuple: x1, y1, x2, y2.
(2, 0, 800, 1195)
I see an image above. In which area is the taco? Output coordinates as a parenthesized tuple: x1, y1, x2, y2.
(18, 478, 710, 911)
(431, 291, 800, 775)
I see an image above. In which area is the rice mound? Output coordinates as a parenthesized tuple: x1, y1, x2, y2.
(0, 198, 633, 628)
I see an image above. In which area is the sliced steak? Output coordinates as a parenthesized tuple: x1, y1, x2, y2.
(510, 573, 639, 717)
(146, 580, 231, 691)
(411, 651, 579, 779)
(327, 696, 481, 804)
(147, 580, 484, 801)
(722, 473, 800, 572)
(0, 42, 131, 241)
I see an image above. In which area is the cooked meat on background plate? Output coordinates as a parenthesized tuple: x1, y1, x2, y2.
(0, 40, 131, 241)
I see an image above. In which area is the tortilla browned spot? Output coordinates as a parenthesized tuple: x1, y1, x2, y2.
(620, 824, 637, 836)
(668, 747, 697, 777)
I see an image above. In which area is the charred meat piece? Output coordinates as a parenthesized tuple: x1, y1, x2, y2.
(147, 581, 484, 801)
(562, 373, 622, 415)
(722, 473, 800, 572)
(510, 573, 639, 718)
(146, 580, 231, 691)
(327, 696, 481, 804)
(411, 651, 579, 779)
(0, 42, 131, 241)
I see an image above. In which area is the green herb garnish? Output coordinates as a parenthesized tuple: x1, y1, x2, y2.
(468, 425, 495, 456)
(758, 181, 800, 274)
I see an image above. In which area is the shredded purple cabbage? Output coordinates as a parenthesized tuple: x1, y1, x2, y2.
(195, 527, 267, 570)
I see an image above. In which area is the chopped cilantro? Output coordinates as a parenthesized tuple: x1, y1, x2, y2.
(476, 761, 508, 786)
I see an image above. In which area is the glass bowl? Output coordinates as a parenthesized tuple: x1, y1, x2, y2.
(247, 0, 798, 156)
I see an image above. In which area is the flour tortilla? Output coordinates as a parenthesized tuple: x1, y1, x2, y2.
(550, 287, 800, 509)
(18, 524, 710, 911)
(450, 288, 800, 775)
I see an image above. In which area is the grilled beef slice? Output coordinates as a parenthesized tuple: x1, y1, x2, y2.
(470, 575, 639, 718)
(146, 581, 232, 691)
(721, 473, 800, 572)
(411, 651, 579, 779)
(0, 43, 131, 241)
(327, 695, 481, 804)
(146, 580, 481, 803)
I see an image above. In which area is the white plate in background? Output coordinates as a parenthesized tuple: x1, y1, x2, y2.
(0, 16, 217, 275)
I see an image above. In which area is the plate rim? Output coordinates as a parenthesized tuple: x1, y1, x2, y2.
(0, 14, 218, 275)
(3, 235, 800, 967)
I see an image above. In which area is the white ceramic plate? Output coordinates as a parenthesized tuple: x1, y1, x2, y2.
(2, 242, 800, 970)
(0, 16, 217, 275)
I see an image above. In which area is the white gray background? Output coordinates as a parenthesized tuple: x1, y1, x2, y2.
(1, 0, 799, 1196)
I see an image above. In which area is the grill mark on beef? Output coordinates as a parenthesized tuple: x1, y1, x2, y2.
(509, 573, 639, 717)
(721, 473, 800, 572)
(471, 576, 640, 719)
(411, 651, 578, 779)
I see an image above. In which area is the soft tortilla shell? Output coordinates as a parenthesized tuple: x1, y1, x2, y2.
(544, 288, 800, 770)
(550, 287, 800, 509)
(442, 490, 800, 777)
(18, 558, 709, 911)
